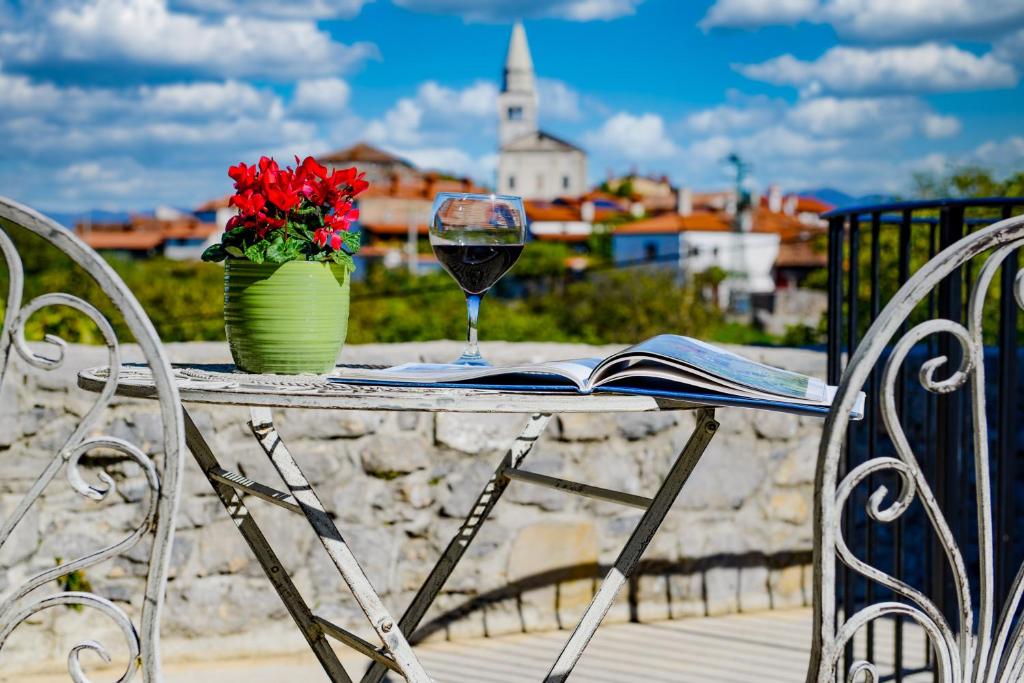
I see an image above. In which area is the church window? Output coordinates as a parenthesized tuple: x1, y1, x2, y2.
(562, 175, 570, 190)
(507, 106, 523, 121)
(508, 175, 516, 190)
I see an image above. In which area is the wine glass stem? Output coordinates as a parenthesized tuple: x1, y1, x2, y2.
(465, 292, 482, 358)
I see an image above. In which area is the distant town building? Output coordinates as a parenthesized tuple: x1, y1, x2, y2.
(603, 174, 678, 215)
(74, 208, 218, 260)
(611, 188, 831, 310)
(318, 142, 419, 187)
(316, 142, 486, 275)
(496, 22, 587, 201)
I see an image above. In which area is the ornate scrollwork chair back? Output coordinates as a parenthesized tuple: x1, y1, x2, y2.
(0, 197, 184, 682)
(809, 213, 1024, 682)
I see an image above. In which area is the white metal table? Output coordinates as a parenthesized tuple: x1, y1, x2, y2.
(78, 363, 737, 682)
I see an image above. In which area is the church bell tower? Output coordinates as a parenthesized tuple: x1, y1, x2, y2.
(498, 22, 538, 147)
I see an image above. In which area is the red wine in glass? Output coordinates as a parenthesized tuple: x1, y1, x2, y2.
(433, 243, 524, 295)
(429, 193, 527, 366)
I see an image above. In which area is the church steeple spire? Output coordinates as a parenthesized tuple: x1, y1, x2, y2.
(503, 21, 534, 92)
(498, 21, 538, 147)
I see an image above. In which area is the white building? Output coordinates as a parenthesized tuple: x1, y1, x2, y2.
(496, 22, 587, 200)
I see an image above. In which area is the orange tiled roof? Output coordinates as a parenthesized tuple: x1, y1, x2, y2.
(614, 207, 823, 241)
(318, 142, 414, 167)
(793, 195, 834, 214)
(360, 222, 430, 236)
(196, 195, 232, 212)
(75, 215, 217, 251)
(80, 231, 166, 251)
(614, 211, 731, 234)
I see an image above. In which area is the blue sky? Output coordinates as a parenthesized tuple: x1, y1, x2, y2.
(1, 0, 1023, 212)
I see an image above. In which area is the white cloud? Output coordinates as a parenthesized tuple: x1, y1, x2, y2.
(417, 80, 498, 118)
(366, 99, 425, 146)
(996, 28, 1024, 64)
(700, 0, 1024, 42)
(700, 0, 816, 30)
(291, 78, 352, 118)
(537, 78, 584, 121)
(365, 80, 498, 148)
(390, 147, 498, 179)
(1, 0, 378, 80)
(738, 43, 1018, 95)
(0, 64, 340, 210)
(583, 112, 677, 160)
(171, 0, 371, 19)
(922, 113, 961, 139)
(391, 0, 643, 22)
(682, 101, 780, 134)
(969, 135, 1024, 171)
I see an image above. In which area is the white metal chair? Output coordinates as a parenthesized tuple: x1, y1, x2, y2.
(809, 213, 1024, 682)
(0, 197, 184, 682)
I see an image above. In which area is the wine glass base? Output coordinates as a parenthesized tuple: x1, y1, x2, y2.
(452, 351, 489, 367)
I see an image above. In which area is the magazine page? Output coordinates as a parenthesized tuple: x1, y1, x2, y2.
(330, 358, 601, 389)
(591, 361, 828, 405)
(595, 335, 826, 402)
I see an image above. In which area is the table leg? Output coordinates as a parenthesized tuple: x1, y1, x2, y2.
(182, 408, 355, 683)
(361, 413, 552, 683)
(544, 407, 719, 682)
(248, 407, 433, 683)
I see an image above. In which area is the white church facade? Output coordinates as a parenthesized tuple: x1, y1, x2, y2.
(496, 23, 587, 201)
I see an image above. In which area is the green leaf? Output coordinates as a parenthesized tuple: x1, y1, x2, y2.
(225, 245, 244, 258)
(201, 243, 227, 262)
(243, 243, 266, 265)
(331, 250, 356, 273)
(342, 230, 360, 253)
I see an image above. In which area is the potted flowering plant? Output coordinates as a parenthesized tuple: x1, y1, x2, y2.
(202, 155, 368, 374)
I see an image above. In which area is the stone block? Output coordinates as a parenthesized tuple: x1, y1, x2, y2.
(190, 518, 250, 576)
(676, 435, 766, 510)
(556, 413, 614, 442)
(615, 412, 677, 441)
(772, 436, 818, 486)
(435, 413, 524, 454)
(768, 488, 810, 525)
(440, 460, 498, 518)
(483, 596, 523, 637)
(445, 608, 486, 640)
(557, 576, 595, 627)
(769, 564, 806, 609)
(276, 408, 383, 439)
(635, 573, 671, 622)
(668, 571, 705, 619)
(704, 566, 739, 616)
(738, 564, 771, 612)
(357, 434, 429, 476)
(752, 411, 799, 440)
(508, 520, 598, 632)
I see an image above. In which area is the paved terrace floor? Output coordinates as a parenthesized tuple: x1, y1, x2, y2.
(12, 608, 932, 683)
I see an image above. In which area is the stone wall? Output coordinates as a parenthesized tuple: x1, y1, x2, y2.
(0, 341, 824, 673)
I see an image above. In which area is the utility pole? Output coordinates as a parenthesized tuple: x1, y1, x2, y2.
(723, 153, 753, 316)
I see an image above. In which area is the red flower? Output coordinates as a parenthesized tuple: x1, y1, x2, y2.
(329, 231, 343, 250)
(313, 227, 329, 247)
(228, 162, 258, 192)
(262, 167, 301, 212)
(230, 189, 265, 216)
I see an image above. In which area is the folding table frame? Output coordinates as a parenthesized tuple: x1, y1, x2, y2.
(187, 405, 718, 682)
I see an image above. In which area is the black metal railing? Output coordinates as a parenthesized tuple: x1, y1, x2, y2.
(826, 197, 1024, 681)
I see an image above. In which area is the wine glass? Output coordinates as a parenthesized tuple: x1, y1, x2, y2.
(430, 192, 526, 366)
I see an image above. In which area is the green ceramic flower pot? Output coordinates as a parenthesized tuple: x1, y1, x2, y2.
(224, 259, 350, 374)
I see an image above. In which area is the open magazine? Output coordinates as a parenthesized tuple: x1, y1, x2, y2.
(330, 334, 861, 416)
